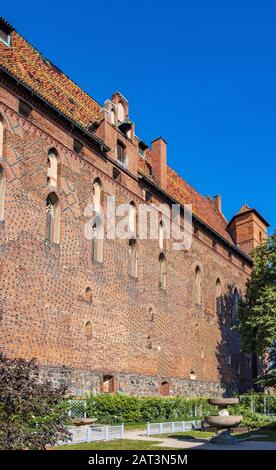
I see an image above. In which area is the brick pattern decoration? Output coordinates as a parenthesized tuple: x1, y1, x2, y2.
(0, 86, 253, 396)
(0, 18, 263, 396)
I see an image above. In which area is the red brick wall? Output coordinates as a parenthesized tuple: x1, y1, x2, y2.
(0, 81, 252, 396)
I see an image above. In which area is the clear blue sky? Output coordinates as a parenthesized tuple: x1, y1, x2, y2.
(2, 0, 275, 231)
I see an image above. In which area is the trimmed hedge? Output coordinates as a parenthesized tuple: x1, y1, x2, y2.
(85, 394, 216, 425)
(69, 392, 276, 428)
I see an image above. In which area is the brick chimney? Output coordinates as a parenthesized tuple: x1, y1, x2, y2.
(213, 195, 222, 213)
(151, 137, 167, 189)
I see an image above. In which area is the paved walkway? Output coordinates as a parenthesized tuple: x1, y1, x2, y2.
(124, 430, 276, 451)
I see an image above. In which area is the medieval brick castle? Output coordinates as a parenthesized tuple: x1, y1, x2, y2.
(0, 17, 269, 396)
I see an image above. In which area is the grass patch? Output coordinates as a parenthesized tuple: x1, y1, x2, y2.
(236, 427, 276, 442)
(152, 430, 214, 440)
(55, 439, 176, 450)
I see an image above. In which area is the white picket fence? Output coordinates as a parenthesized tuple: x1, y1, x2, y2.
(146, 420, 202, 436)
(61, 424, 124, 444)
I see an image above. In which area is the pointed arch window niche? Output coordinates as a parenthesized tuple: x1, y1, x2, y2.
(85, 321, 92, 340)
(91, 179, 104, 263)
(47, 148, 58, 187)
(216, 278, 222, 315)
(159, 253, 167, 290)
(129, 238, 138, 278)
(195, 266, 202, 305)
(46, 192, 60, 244)
(0, 165, 6, 221)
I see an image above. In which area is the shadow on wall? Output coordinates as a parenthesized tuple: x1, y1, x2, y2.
(215, 285, 253, 397)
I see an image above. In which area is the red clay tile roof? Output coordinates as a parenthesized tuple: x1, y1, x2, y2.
(138, 154, 234, 244)
(166, 166, 234, 243)
(0, 26, 101, 129)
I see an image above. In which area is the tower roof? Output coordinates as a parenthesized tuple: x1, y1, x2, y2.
(228, 204, 270, 228)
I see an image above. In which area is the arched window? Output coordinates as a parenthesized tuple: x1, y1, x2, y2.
(85, 287, 93, 303)
(91, 215, 104, 263)
(216, 278, 222, 315)
(0, 165, 6, 221)
(159, 253, 167, 290)
(147, 336, 152, 350)
(117, 102, 125, 122)
(195, 266, 202, 305)
(47, 148, 58, 187)
(232, 288, 239, 322)
(160, 381, 170, 396)
(158, 221, 164, 250)
(91, 178, 104, 263)
(93, 178, 102, 213)
(0, 116, 4, 156)
(46, 193, 60, 243)
(129, 201, 137, 237)
(149, 307, 154, 322)
(129, 238, 138, 278)
(85, 321, 92, 340)
(102, 374, 115, 393)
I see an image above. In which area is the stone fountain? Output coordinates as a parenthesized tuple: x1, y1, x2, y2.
(205, 398, 243, 445)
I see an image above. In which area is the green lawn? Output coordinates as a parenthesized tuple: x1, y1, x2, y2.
(152, 430, 214, 440)
(54, 427, 276, 450)
(153, 427, 276, 443)
(55, 439, 176, 450)
(235, 427, 276, 442)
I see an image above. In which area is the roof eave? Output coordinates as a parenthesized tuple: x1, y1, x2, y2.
(0, 65, 110, 153)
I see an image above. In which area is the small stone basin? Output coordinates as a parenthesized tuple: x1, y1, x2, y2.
(208, 398, 239, 407)
(205, 415, 243, 429)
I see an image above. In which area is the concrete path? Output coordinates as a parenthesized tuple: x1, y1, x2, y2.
(124, 429, 276, 451)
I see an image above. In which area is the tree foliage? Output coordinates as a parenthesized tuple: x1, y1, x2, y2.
(256, 349, 276, 388)
(237, 233, 276, 355)
(0, 354, 70, 450)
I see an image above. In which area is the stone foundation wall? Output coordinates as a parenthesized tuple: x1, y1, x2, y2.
(41, 365, 226, 397)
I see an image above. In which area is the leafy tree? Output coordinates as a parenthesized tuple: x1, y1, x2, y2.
(237, 233, 276, 380)
(256, 349, 276, 388)
(0, 354, 70, 449)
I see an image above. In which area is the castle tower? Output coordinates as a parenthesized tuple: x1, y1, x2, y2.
(228, 204, 269, 255)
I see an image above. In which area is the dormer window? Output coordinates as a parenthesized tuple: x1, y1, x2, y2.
(0, 20, 11, 47)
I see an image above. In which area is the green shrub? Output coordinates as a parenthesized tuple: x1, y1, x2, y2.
(76, 391, 276, 427)
(85, 394, 215, 425)
(229, 402, 276, 429)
